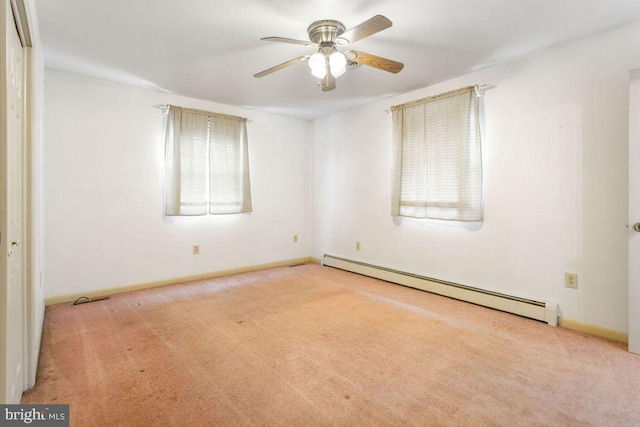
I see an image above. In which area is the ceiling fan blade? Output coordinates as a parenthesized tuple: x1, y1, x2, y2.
(322, 73, 336, 92)
(261, 37, 317, 47)
(345, 50, 404, 74)
(254, 55, 311, 78)
(336, 15, 392, 46)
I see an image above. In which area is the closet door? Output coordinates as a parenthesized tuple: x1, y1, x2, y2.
(0, 0, 25, 403)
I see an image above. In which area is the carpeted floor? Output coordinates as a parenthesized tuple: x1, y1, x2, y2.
(22, 264, 640, 426)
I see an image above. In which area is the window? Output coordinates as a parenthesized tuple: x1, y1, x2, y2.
(390, 86, 483, 221)
(164, 105, 252, 216)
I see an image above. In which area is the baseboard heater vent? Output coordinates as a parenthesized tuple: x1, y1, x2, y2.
(322, 254, 558, 326)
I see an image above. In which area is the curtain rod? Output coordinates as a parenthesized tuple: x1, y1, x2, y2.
(153, 104, 253, 123)
(384, 84, 496, 115)
(474, 83, 495, 96)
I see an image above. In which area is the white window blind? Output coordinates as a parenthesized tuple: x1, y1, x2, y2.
(391, 86, 483, 221)
(165, 105, 252, 216)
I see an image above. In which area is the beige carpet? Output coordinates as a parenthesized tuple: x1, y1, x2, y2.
(22, 264, 640, 426)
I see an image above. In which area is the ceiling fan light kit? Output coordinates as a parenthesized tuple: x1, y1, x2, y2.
(308, 49, 347, 79)
(254, 15, 404, 92)
(309, 52, 327, 78)
(329, 51, 347, 77)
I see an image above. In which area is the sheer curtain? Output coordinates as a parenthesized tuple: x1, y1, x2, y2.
(391, 86, 483, 221)
(165, 105, 252, 216)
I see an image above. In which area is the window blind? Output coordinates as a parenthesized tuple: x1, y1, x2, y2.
(165, 105, 252, 216)
(391, 86, 483, 221)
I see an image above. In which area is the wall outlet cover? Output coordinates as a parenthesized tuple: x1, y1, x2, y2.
(565, 273, 578, 289)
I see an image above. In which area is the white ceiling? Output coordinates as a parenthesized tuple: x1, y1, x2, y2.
(34, 0, 640, 120)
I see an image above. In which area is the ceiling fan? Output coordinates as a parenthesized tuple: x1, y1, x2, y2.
(254, 15, 404, 92)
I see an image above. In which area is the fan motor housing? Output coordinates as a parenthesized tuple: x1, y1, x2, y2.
(307, 20, 345, 44)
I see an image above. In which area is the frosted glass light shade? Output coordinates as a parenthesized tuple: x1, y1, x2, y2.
(329, 51, 347, 77)
(309, 52, 327, 79)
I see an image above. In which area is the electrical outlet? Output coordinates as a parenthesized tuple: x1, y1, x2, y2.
(193, 245, 200, 255)
(356, 241, 361, 251)
(565, 273, 578, 289)
(293, 235, 298, 243)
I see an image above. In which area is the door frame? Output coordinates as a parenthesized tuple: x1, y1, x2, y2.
(629, 69, 640, 354)
(14, 0, 40, 391)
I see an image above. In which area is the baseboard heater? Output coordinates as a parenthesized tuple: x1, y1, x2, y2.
(322, 254, 558, 326)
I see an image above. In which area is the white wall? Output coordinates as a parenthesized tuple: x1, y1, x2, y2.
(44, 70, 312, 298)
(312, 22, 640, 332)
